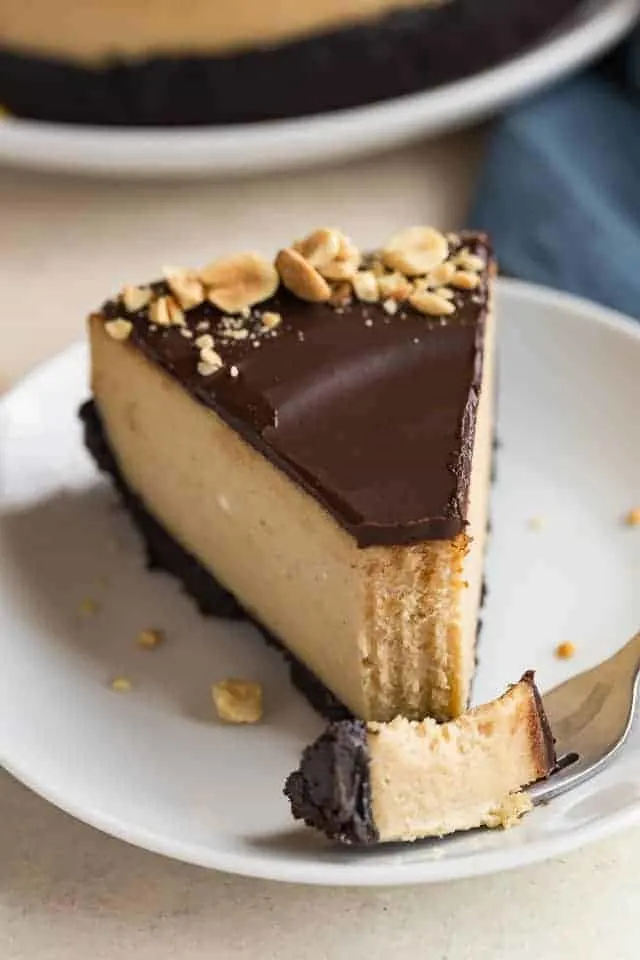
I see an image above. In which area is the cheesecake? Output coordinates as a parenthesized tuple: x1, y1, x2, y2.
(0, 0, 583, 125)
(81, 226, 494, 723)
(285, 673, 556, 844)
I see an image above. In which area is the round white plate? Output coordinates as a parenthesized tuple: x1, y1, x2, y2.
(0, 0, 637, 178)
(1, 279, 640, 886)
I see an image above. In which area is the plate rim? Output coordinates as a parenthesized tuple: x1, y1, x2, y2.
(1, 277, 640, 886)
(2, 746, 640, 887)
(0, 0, 636, 178)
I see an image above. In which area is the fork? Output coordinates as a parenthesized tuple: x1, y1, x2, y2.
(529, 630, 640, 804)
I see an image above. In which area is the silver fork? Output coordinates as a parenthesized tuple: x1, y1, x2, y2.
(529, 630, 640, 804)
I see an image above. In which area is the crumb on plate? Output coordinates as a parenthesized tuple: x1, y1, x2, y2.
(110, 676, 133, 693)
(212, 679, 263, 724)
(624, 507, 640, 527)
(137, 628, 164, 650)
(78, 597, 99, 617)
(555, 641, 576, 660)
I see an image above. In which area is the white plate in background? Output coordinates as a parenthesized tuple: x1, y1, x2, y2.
(0, 0, 636, 178)
(1, 279, 639, 885)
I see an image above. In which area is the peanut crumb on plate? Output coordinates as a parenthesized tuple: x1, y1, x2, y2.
(212, 679, 263, 724)
(77, 597, 99, 617)
(555, 641, 576, 660)
(624, 507, 640, 527)
(110, 676, 133, 693)
(527, 517, 544, 531)
(137, 628, 164, 650)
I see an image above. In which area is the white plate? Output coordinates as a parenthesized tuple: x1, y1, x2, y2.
(1, 279, 640, 886)
(0, 0, 637, 178)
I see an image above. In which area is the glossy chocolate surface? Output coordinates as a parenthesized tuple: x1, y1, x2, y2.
(99, 234, 492, 547)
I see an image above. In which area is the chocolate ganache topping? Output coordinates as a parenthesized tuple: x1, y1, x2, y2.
(96, 228, 493, 547)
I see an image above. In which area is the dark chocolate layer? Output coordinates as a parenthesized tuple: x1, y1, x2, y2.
(80, 399, 352, 722)
(523, 670, 558, 774)
(284, 720, 378, 845)
(98, 233, 492, 547)
(0, 1, 583, 125)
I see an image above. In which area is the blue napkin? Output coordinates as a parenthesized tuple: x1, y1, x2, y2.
(470, 31, 640, 319)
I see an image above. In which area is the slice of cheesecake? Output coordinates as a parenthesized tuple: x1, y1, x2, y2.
(285, 673, 556, 844)
(82, 226, 495, 722)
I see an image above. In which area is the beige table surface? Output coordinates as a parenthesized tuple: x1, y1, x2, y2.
(1, 139, 639, 959)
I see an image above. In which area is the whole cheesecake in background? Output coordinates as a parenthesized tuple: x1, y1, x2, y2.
(81, 226, 495, 723)
(285, 673, 556, 844)
(0, 0, 584, 124)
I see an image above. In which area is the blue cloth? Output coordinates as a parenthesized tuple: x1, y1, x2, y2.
(470, 31, 640, 319)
